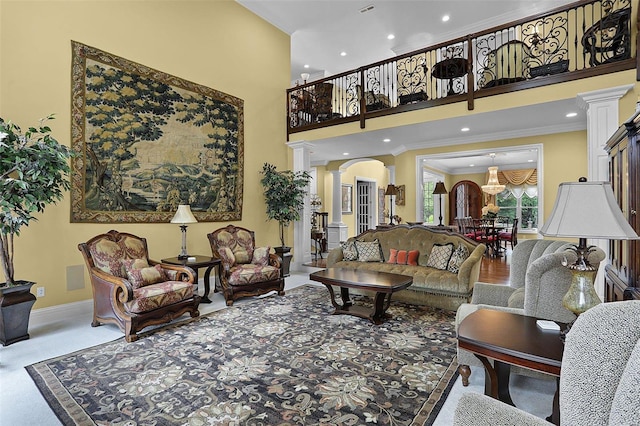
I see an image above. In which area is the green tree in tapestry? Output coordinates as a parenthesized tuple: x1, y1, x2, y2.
(174, 93, 239, 212)
(82, 62, 240, 214)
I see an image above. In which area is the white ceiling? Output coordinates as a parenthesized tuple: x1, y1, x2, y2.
(236, 0, 586, 168)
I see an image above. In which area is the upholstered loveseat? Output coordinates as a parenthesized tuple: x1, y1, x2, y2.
(326, 225, 486, 311)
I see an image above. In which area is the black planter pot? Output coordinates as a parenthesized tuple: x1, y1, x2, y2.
(0, 280, 36, 346)
(274, 246, 292, 277)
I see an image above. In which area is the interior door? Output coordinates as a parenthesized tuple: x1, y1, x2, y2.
(356, 180, 375, 233)
(450, 180, 482, 222)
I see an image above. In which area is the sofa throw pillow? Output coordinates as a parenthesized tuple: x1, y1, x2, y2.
(122, 258, 167, 289)
(355, 239, 383, 262)
(397, 250, 408, 264)
(387, 249, 419, 265)
(340, 240, 358, 261)
(407, 250, 419, 266)
(426, 243, 454, 270)
(251, 246, 270, 266)
(447, 244, 470, 273)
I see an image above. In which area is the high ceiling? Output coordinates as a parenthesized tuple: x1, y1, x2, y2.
(236, 0, 586, 168)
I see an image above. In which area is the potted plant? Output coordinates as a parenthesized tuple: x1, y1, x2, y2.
(260, 163, 311, 276)
(0, 115, 73, 345)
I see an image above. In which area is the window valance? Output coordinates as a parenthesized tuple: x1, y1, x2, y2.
(497, 168, 537, 185)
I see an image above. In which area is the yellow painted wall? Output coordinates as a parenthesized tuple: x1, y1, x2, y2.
(322, 131, 588, 235)
(0, 1, 289, 308)
(321, 160, 389, 237)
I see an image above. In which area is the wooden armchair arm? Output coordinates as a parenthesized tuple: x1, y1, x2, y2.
(149, 259, 195, 283)
(269, 253, 282, 269)
(90, 267, 134, 303)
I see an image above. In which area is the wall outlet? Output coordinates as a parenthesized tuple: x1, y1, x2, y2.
(36, 287, 45, 297)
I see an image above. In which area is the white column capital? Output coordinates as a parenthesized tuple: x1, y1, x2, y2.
(577, 84, 633, 109)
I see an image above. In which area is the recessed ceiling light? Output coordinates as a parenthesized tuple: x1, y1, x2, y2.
(566, 112, 578, 118)
(383, 138, 391, 142)
(528, 159, 534, 162)
(442, 15, 450, 22)
(461, 127, 470, 132)
(340, 51, 347, 57)
(304, 64, 310, 69)
(387, 34, 395, 40)
(343, 152, 349, 156)
(469, 164, 475, 167)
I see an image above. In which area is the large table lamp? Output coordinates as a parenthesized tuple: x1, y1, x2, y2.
(171, 204, 198, 259)
(432, 181, 448, 226)
(385, 184, 398, 225)
(539, 178, 639, 318)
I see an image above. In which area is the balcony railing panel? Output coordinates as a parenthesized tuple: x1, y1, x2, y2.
(287, 0, 635, 136)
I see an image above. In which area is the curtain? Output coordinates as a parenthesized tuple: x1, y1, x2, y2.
(496, 168, 537, 199)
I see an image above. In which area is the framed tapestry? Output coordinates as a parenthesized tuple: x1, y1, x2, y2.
(70, 41, 244, 223)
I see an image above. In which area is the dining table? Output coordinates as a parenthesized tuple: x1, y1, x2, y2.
(474, 218, 507, 257)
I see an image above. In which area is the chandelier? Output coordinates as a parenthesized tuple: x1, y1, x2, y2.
(481, 154, 506, 195)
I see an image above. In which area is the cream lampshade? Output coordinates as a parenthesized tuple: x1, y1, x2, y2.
(540, 178, 639, 319)
(171, 204, 198, 259)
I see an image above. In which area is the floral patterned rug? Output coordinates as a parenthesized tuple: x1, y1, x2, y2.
(27, 284, 458, 425)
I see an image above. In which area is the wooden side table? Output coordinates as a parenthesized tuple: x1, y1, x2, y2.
(161, 255, 220, 304)
(457, 309, 564, 425)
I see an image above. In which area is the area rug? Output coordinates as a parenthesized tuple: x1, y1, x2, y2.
(27, 284, 458, 425)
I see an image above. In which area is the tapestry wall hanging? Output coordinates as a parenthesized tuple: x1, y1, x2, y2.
(70, 41, 244, 223)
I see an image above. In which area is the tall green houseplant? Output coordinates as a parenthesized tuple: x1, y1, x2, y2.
(260, 162, 311, 247)
(0, 115, 73, 285)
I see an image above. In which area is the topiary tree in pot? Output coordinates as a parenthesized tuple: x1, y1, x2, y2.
(260, 163, 311, 276)
(0, 115, 73, 345)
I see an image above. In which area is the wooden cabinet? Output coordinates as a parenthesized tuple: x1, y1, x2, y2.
(605, 110, 640, 301)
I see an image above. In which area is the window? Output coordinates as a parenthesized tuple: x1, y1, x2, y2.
(496, 188, 538, 229)
(423, 181, 436, 223)
(420, 169, 444, 224)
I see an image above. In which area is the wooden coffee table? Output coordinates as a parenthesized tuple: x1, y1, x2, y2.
(457, 309, 565, 425)
(309, 268, 413, 324)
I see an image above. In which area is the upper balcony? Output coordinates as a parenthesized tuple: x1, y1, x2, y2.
(287, 0, 636, 138)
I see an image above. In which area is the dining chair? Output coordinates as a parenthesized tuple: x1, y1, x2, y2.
(498, 218, 518, 250)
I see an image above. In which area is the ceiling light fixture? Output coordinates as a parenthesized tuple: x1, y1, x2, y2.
(343, 152, 349, 156)
(566, 112, 578, 118)
(304, 64, 310, 69)
(481, 153, 506, 195)
(461, 127, 470, 132)
(383, 138, 391, 142)
(387, 34, 395, 40)
(340, 51, 347, 56)
(442, 15, 450, 22)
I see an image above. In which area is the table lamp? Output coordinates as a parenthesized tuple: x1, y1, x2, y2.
(539, 178, 639, 319)
(385, 184, 398, 225)
(171, 204, 198, 259)
(432, 181, 448, 226)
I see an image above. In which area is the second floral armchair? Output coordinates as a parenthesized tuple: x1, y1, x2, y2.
(207, 225, 285, 306)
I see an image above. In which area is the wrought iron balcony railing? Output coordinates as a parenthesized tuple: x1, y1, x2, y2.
(287, 0, 635, 137)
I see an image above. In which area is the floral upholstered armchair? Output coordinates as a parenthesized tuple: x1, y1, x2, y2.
(78, 230, 200, 342)
(207, 225, 284, 306)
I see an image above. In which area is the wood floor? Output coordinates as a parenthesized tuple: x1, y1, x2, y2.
(306, 249, 512, 285)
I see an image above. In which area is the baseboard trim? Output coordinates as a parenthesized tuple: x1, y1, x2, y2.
(31, 299, 93, 326)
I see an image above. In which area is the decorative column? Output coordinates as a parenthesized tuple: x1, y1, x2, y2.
(327, 169, 348, 250)
(577, 84, 633, 299)
(287, 140, 313, 271)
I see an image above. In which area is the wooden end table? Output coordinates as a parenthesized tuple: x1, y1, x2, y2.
(161, 255, 220, 304)
(457, 309, 565, 425)
(309, 268, 413, 324)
